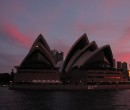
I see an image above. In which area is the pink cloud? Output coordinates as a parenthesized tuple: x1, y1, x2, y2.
(105, 0, 126, 8)
(1, 22, 31, 47)
(73, 18, 130, 64)
(73, 19, 118, 38)
(115, 52, 130, 63)
(111, 27, 130, 64)
(112, 27, 130, 50)
(101, 0, 126, 18)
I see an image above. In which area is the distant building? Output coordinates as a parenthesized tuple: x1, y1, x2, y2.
(122, 62, 128, 70)
(51, 49, 63, 63)
(122, 62, 129, 78)
(113, 59, 116, 68)
(117, 61, 122, 69)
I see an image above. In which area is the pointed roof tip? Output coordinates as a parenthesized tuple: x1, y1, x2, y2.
(30, 34, 51, 51)
(99, 45, 111, 49)
(106, 44, 110, 47)
(80, 33, 89, 44)
(37, 34, 43, 38)
(33, 34, 44, 42)
(91, 41, 98, 48)
(77, 33, 88, 41)
(39, 34, 43, 36)
(35, 34, 45, 42)
(81, 33, 88, 38)
(83, 33, 87, 36)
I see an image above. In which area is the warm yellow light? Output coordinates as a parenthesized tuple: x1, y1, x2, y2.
(129, 70, 130, 77)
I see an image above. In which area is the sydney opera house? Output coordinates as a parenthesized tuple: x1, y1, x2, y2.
(14, 34, 61, 84)
(10, 34, 130, 90)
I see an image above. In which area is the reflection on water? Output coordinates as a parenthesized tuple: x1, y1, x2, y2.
(0, 87, 130, 110)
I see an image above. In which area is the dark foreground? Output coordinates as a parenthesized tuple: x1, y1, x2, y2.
(1, 87, 130, 110)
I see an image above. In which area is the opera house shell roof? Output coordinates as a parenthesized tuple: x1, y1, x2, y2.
(62, 33, 114, 74)
(61, 34, 128, 83)
(19, 34, 56, 69)
(14, 34, 59, 82)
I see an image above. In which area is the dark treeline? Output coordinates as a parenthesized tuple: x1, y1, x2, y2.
(0, 73, 14, 84)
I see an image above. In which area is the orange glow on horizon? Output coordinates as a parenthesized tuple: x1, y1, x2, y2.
(128, 70, 130, 77)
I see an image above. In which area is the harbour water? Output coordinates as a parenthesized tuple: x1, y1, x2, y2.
(1, 87, 130, 110)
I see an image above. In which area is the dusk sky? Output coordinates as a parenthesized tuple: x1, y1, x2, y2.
(1, 0, 130, 73)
